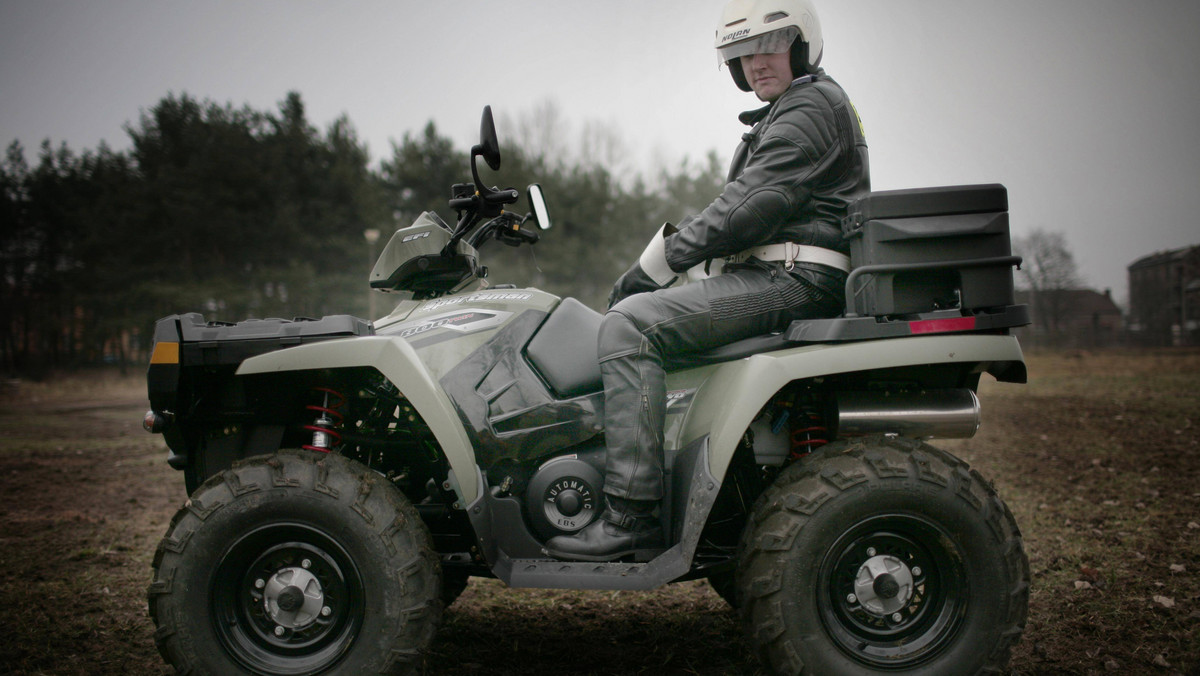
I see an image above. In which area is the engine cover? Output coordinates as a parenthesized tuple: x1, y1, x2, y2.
(525, 454, 604, 540)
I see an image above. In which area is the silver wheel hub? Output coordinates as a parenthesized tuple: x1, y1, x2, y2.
(263, 567, 325, 629)
(852, 554, 914, 616)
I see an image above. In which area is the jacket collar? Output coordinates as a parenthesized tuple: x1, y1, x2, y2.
(737, 73, 819, 126)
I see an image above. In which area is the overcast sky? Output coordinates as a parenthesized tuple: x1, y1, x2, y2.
(3, 0, 1199, 301)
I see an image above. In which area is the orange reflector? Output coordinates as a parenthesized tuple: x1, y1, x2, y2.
(150, 341, 180, 364)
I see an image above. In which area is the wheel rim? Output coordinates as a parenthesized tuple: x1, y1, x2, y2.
(817, 513, 967, 668)
(210, 522, 365, 675)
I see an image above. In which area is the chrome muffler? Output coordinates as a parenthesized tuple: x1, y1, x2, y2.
(836, 389, 981, 439)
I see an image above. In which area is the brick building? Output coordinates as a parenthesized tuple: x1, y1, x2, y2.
(1127, 245, 1200, 346)
(1015, 288, 1123, 347)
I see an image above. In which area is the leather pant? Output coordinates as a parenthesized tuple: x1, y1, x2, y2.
(598, 261, 843, 501)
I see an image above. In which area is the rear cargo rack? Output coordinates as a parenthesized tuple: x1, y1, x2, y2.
(785, 305, 1030, 343)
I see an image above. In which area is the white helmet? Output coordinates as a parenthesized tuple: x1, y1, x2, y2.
(715, 0, 823, 91)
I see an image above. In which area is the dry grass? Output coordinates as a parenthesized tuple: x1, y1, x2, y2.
(945, 348, 1200, 675)
(1, 351, 1198, 675)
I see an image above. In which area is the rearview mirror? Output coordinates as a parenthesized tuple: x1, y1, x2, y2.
(527, 184, 552, 230)
(475, 106, 501, 171)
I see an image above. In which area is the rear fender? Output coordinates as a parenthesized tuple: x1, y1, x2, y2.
(672, 334, 1025, 484)
(236, 336, 479, 504)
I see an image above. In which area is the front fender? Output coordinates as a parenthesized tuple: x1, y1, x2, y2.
(673, 334, 1025, 483)
(235, 336, 479, 504)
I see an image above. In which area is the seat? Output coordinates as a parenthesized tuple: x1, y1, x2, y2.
(526, 298, 799, 398)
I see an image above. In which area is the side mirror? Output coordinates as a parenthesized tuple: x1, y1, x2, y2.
(474, 106, 501, 171)
(526, 184, 552, 230)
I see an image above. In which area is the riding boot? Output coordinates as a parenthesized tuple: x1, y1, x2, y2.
(544, 495, 664, 562)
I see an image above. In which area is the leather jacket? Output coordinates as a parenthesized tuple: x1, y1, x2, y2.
(663, 72, 870, 274)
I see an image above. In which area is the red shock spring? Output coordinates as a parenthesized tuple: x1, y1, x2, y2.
(790, 410, 828, 458)
(303, 387, 346, 453)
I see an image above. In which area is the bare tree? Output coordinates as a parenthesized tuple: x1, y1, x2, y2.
(500, 100, 569, 171)
(1013, 228, 1084, 337)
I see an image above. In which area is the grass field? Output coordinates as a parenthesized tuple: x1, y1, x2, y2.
(0, 350, 1197, 675)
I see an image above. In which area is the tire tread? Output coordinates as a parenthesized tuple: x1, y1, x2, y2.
(736, 437, 1029, 675)
(147, 449, 441, 675)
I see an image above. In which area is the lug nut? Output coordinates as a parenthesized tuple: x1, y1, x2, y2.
(274, 626, 285, 637)
(891, 613, 903, 622)
(846, 594, 857, 604)
(912, 566, 922, 577)
(321, 606, 332, 617)
(301, 559, 312, 569)
(255, 579, 265, 589)
(867, 547, 877, 557)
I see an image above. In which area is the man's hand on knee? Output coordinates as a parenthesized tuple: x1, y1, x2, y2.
(610, 223, 684, 308)
(609, 262, 663, 308)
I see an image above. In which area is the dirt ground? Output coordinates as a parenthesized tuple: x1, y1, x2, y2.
(0, 350, 1197, 675)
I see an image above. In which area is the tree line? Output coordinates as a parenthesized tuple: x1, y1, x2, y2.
(1, 92, 725, 376)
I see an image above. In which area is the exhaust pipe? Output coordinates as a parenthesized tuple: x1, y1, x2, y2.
(836, 389, 981, 440)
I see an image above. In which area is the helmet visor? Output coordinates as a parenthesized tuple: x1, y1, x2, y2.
(717, 26, 799, 65)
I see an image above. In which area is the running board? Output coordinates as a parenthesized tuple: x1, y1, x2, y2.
(466, 436, 720, 591)
(495, 543, 691, 590)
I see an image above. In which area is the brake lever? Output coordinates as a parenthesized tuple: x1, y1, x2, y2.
(513, 227, 539, 244)
(492, 216, 539, 246)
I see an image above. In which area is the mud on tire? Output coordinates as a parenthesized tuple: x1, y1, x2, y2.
(148, 450, 442, 675)
(737, 436, 1029, 675)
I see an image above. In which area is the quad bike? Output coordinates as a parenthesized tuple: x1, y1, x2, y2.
(143, 106, 1030, 675)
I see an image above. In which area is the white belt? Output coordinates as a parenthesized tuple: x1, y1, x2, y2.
(727, 243, 851, 272)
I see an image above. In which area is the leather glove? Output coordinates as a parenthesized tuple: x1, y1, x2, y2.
(608, 261, 661, 309)
(608, 223, 682, 308)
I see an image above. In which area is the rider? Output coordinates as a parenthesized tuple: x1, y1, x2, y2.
(547, 0, 870, 561)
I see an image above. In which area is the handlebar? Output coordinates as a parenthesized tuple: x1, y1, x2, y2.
(487, 188, 519, 204)
(448, 187, 519, 215)
(439, 108, 546, 262)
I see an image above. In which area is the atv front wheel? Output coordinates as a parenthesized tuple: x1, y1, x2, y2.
(737, 437, 1028, 675)
(148, 450, 442, 675)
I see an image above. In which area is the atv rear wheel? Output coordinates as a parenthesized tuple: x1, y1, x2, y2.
(737, 437, 1028, 675)
(148, 450, 442, 675)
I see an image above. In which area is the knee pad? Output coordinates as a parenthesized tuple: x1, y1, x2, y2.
(597, 308, 647, 363)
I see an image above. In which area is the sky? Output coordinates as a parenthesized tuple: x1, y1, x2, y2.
(3, 0, 1199, 302)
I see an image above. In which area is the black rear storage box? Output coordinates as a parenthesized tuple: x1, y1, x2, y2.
(842, 184, 1016, 316)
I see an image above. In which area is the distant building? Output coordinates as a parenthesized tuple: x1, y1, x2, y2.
(1127, 245, 1200, 346)
(1015, 289, 1123, 347)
